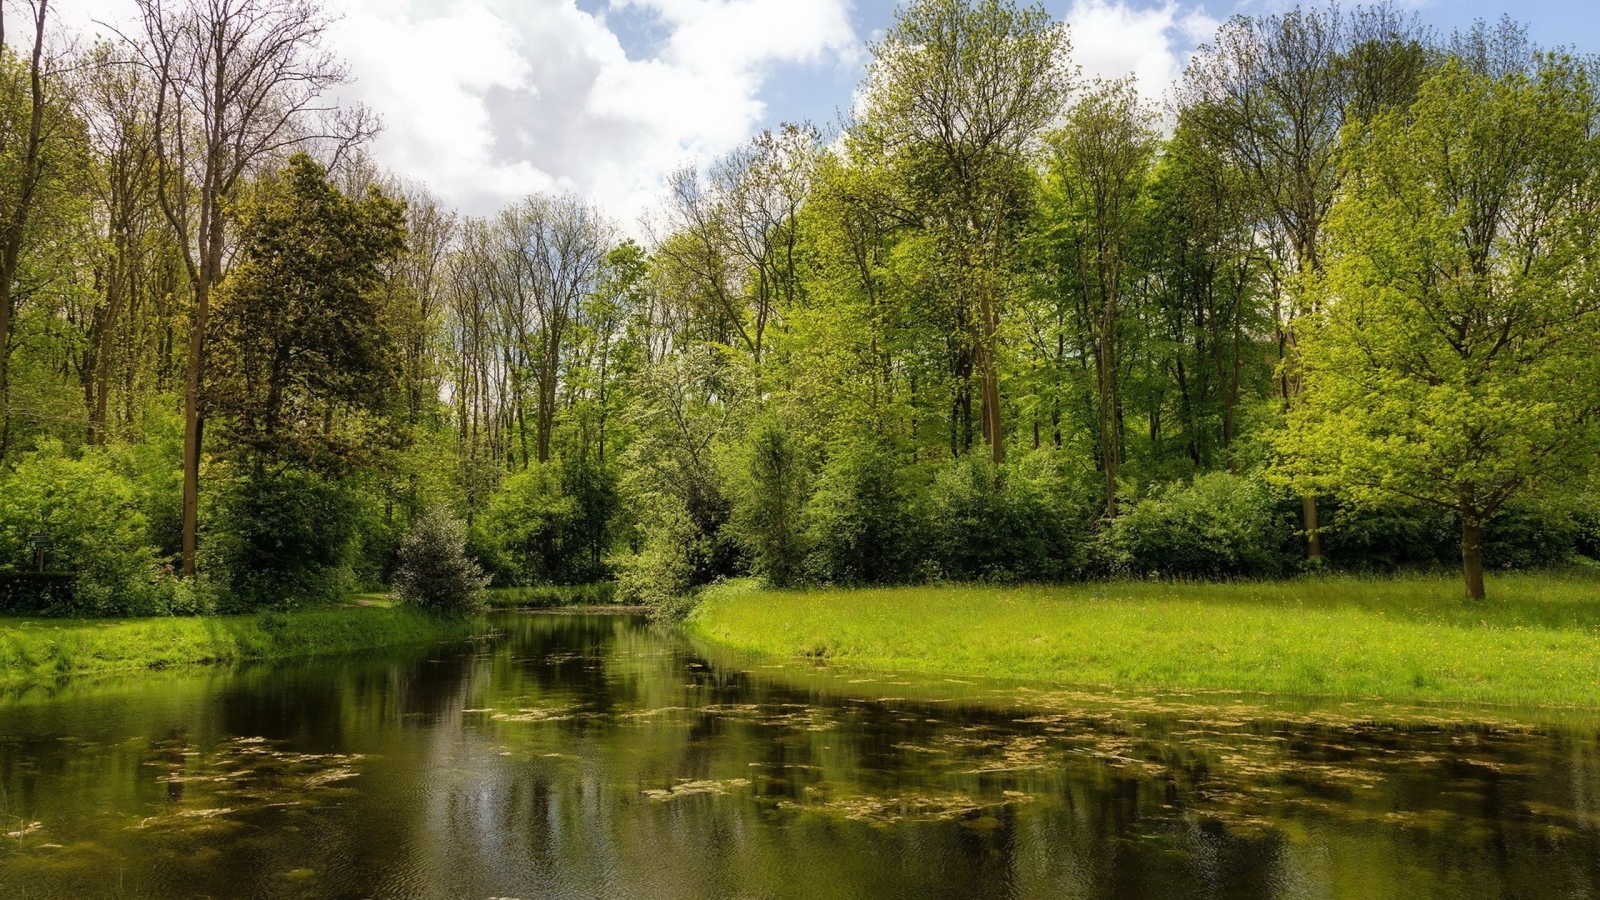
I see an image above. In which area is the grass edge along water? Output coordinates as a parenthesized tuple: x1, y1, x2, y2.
(0, 606, 484, 690)
(686, 572, 1600, 709)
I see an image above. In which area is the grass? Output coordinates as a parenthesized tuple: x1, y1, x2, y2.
(688, 572, 1600, 708)
(0, 605, 484, 690)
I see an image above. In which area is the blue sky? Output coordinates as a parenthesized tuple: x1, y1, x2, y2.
(742, 0, 1600, 135)
(65, 0, 1600, 221)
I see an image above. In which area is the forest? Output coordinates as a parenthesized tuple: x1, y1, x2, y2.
(1, 0, 1597, 620)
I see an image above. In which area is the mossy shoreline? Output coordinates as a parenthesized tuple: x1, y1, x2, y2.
(687, 573, 1600, 709)
(0, 606, 485, 690)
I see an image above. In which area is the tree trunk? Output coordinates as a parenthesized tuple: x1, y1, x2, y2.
(0, 0, 50, 462)
(979, 287, 1003, 464)
(1461, 519, 1485, 601)
(180, 277, 209, 576)
(0, 281, 11, 462)
(1302, 494, 1322, 561)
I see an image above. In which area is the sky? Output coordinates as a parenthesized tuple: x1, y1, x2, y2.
(54, 0, 1600, 226)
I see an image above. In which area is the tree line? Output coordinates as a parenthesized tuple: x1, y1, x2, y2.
(0, 0, 1595, 613)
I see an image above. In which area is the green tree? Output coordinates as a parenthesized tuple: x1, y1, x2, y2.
(208, 153, 406, 472)
(727, 417, 809, 587)
(857, 0, 1072, 464)
(1278, 60, 1600, 600)
(1039, 79, 1159, 517)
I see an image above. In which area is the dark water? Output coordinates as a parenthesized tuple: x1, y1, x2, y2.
(2, 613, 1598, 899)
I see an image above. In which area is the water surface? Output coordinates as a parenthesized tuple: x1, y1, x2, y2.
(1, 612, 1597, 898)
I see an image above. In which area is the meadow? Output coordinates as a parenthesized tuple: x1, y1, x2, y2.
(688, 572, 1600, 708)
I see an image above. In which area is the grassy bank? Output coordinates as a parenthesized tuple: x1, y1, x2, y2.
(0, 606, 484, 689)
(688, 573, 1600, 708)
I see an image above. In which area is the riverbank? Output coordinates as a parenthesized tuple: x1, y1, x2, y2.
(0, 606, 485, 689)
(688, 572, 1600, 708)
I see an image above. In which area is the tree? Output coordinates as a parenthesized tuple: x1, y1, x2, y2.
(857, 0, 1072, 463)
(207, 153, 406, 471)
(656, 125, 817, 373)
(497, 194, 611, 465)
(1178, 1, 1430, 558)
(727, 417, 808, 587)
(1278, 60, 1600, 600)
(0, 0, 70, 460)
(1039, 79, 1158, 517)
(131, 0, 372, 575)
(78, 41, 165, 446)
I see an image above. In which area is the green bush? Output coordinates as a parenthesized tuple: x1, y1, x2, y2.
(479, 462, 579, 585)
(1107, 472, 1297, 578)
(725, 419, 810, 587)
(559, 451, 620, 582)
(1321, 490, 1593, 573)
(206, 467, 359, 611)
(1320, 496, 1457, 572)
(617, 498, 705, 617)
(0, 443, 166, 615)
(804, 442, 924, 585)
(924, 453, 1094, 583)
(1483, 494, 1586, 569)
(393, 507, 487, 615)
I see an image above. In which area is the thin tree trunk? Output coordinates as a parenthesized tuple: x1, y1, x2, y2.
(180, 276, 209, 575)
(0, 0, 50, 462)
(1461, 519, 1485, 601)
(1303, 494, 1322, 561)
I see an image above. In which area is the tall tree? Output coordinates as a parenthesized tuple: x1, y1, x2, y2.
(78, 41, 164, 445)
(0, 0, 59, 459)
(656, 125, 817, 373)
(207, 153, 405, 470)
(856, 0, 1072, 464)
(1178, 2, 1430, 558)
(493, 194, 611, 466)
(1279, 60, 1600, 600)
(1041, 79, 1158, 517)
(131, 0, 370, 574)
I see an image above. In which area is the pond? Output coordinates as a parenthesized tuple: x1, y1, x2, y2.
(1, 612, 1597, 899)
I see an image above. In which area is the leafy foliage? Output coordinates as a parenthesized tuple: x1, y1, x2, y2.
(205, 467, 359, 612)
(0, 443, 165, 615)
(393, 507, 487, 615)
(1107, 473, 1296, 579)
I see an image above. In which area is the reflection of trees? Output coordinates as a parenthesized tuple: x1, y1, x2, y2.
(5, 618, 1600, 897)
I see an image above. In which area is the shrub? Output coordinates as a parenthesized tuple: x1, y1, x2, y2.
(925, 453, 1094, 583)
(479, 462, 579, 585)
(393, 507, 487, 615)
(1483, 494, 1585, 570)
(1107, 472, 1297, 578)
(0, 443, 166, 615)
(805, 442, 924, 585)
(1321, 490, 1593, 573)
(1320, 496, 1457, 572)
(206, 466, 359, 611)
(725, 418, 810, 587)
(559, 451, 620, 583)
(617, 498, 705, 618)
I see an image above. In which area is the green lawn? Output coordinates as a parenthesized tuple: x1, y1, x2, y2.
(0, 606, 483, 689)
(688, 572, 1600, 708)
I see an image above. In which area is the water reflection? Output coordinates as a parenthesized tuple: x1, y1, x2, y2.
(0, 612, 1597, 898)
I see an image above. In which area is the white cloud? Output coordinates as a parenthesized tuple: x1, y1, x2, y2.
(330, 0, 858, 224)
(50, 1, 1226, 223)
(1065, 0, 1218, 105)
(50, 0, 858, 228)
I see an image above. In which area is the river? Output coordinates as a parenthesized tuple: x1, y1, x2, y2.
(1, 611, 1596, 898)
